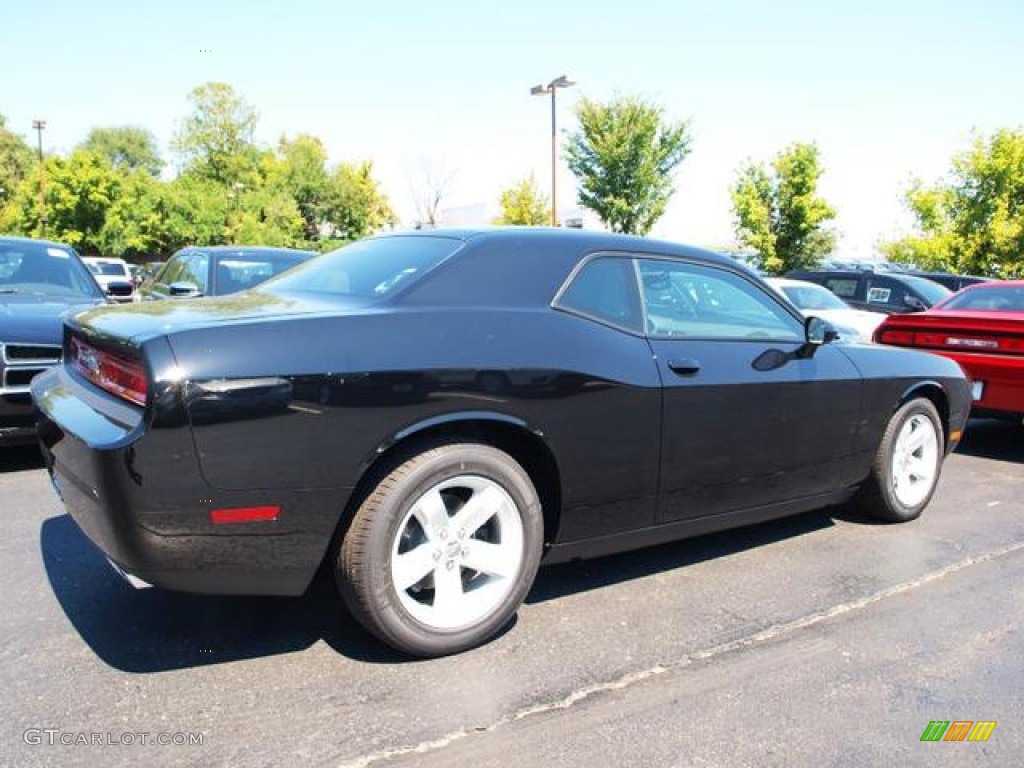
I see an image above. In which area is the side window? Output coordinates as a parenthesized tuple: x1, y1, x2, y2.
(555, 257, 643, 332)
(824, 277, 860, 300)
(638, 259, 803, 341)
(866, 277, 901, 308)
(181, 252, 210, 293)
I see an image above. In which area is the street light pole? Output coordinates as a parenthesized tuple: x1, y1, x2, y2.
(530, 75, 576, 226)
(32, 119, 47, 237)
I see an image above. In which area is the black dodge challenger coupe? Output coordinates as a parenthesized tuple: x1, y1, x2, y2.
(32, 229, 971, 657)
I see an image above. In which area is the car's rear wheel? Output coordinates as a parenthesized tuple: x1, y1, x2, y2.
(337, 442, 543, 657)
(855, 397, 944, 522)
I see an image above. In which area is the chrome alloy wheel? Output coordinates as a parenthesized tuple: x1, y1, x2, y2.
(890, 413, 940, 508)
(390, 475, 525, 631)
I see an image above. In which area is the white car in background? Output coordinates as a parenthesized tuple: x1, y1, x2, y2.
(82, 257, 135, 302)
(766, 277, 885, 343)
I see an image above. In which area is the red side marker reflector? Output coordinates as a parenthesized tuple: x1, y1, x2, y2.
(210, 506, 281, 525)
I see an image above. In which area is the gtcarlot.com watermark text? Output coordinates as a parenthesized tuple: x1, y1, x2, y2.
(24, 729, 204, 747)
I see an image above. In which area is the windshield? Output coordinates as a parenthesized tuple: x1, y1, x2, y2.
(779, 282, 849, 311)
(0, 241, 104, 298)
(938, 284, 1024, 311)
(901, 275, 952, 305)
(264, 236, 462, 301)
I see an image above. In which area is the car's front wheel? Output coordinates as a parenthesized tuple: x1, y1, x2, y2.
(337, 442, 543, 657)
(855, 397, 944, 522)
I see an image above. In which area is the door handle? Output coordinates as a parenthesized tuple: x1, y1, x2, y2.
(667, 358, 701, 376)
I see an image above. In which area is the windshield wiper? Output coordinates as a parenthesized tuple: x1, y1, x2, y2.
(0, 288, 23, 294)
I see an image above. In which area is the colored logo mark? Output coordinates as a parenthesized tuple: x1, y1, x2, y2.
(920, 721, 996, 742)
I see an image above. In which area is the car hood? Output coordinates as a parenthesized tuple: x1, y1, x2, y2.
(67, 289, 366, 344)
(0, 293, 107, 344)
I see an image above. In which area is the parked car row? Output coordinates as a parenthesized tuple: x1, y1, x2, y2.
(1, 238, 314, 445)
(786, 269, 953, 315)
(6, 228, 1016, 657)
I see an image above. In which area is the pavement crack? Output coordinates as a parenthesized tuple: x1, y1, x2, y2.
(336, 539, 1024, 768)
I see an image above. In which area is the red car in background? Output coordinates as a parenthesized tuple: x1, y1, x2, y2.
(874, 281, 1024, 420)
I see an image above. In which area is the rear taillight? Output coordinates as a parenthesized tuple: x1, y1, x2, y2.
(70, 336, 148, 406)
(876, 329, 914, 345)
(875, 327, 1024, 354)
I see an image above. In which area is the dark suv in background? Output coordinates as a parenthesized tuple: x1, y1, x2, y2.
(785, 269, 952, 314)
(904, 271, 993, 292)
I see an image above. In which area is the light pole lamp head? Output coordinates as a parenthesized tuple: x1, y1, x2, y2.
(530, 84, 549, 96)
(550, 75, 576, 89)
(32, 118, 47, 130)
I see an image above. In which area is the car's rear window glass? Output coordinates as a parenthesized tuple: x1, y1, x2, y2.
(824, 278, 859, 298)
(93, 262, 129, 276)
(940, 285, 1024, 311)
(266, 236, 461, 300)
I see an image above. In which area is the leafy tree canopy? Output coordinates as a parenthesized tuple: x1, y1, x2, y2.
(172, 82, 261, 186)
(493, 174, 548, 225)
(731, 142, 837, 275)
(565, 95, 692, 235)
(0, 112, 36, 207)
(881, 128, 1024, 278)
(80, 125, 163, 176)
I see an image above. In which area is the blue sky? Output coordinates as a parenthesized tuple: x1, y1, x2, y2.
(4, 0, 1022, 256)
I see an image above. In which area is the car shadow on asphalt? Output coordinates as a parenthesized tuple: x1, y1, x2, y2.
(34, 421, 1019, 672)
(39, 515, 414, 672)
(528, 510, 835, 604)
(0, 445, 45, 473)
(955, 418, 1024, 463)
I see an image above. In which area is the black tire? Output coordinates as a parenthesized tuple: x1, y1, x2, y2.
(337, 442, 543, 657)
(854, 397, 944, 522)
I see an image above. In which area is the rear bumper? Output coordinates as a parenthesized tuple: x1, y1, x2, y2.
(33, 365, 346, 596)
(944, 352, 1024, 417)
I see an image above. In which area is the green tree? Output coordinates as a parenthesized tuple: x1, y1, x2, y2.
(4, 149, 121, 252)
(265, 134, 330, 240)
(731, 142, 837, 275)
(172, 82, 261, 186)
(229, 186, 305, 247)
(322, 161, 396, 244)
(564, 95, 692, 234)
(493, 175, 548, 225)
(881, 128, 1024, 278)
(0, 113, 36, 211)
(80, 126, 163, 176)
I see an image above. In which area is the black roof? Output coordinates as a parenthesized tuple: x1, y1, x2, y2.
(382, 227, 735, 266)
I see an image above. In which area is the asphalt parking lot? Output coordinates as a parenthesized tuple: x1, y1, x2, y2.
(1, 419, 1021, 767)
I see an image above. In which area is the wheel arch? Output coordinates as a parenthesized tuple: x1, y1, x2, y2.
(330, 412, 563, 561)
(899, 381, 950, 445)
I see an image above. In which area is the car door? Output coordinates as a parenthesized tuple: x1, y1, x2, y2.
(638, 257, 864, 522)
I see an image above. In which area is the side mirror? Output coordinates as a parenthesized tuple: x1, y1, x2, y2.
(903, 295, 927, 311)
(169, 281, 203, 298)
(800, 316, 839, 357)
